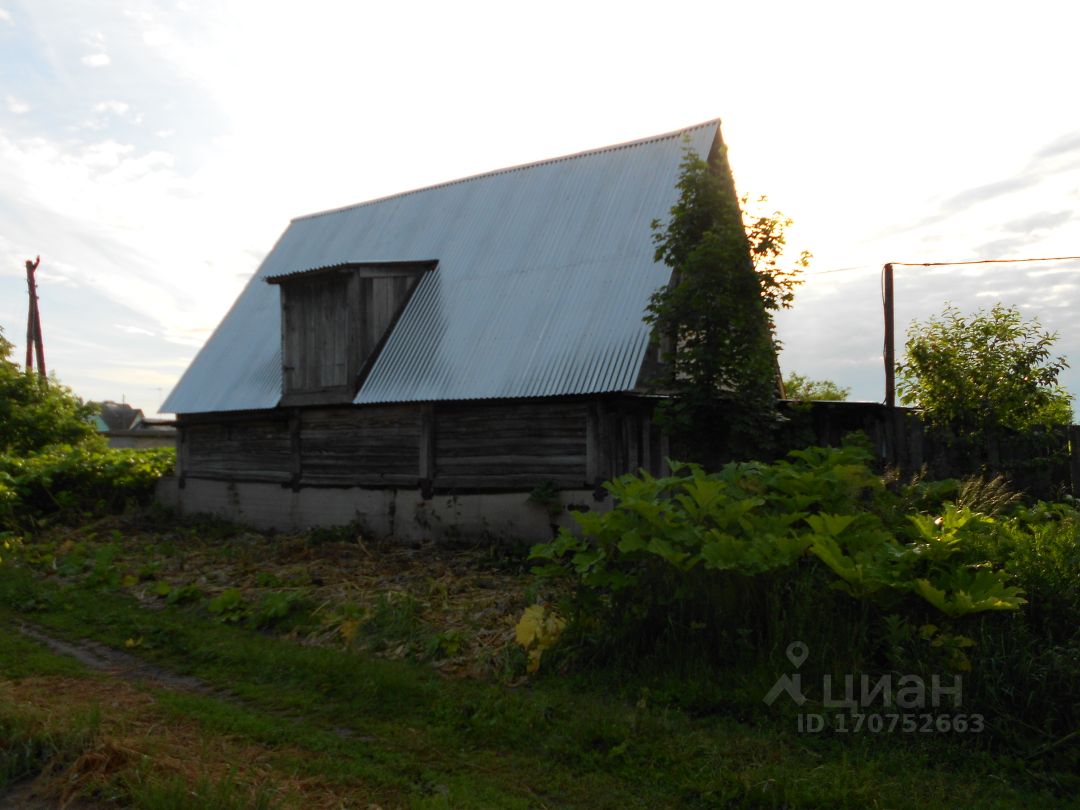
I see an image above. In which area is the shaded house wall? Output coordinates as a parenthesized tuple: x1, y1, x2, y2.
(162, 395, 664, 539)
(176, 396, 664, 494)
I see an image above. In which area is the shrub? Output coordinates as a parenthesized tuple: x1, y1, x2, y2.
(0, 327, 97, 455)
(532, 443, 1024, 659)
(530, 443, 1080, 757)
(0, 442, 174, 527)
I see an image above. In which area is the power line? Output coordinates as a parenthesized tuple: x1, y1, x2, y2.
(890, 255, 1080, 268)
(813, 254, 1080, 275)
(880, 253, 1080, 408)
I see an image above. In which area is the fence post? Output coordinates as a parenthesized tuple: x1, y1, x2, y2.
(1069, 425, 1080, 498)
(907, 411, 924, 472)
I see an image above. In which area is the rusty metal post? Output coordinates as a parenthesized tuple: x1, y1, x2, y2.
(25, 281, 34, 372)
(24, 256, 46, 379)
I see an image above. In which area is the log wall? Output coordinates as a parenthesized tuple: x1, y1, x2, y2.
(184, 417, 292, 484)
(300, 406, 420, 486)
(177, 396, 663, 493)
(434, 401, 587, 489)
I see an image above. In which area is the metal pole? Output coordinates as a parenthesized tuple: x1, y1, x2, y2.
(884, 262, 895, 408)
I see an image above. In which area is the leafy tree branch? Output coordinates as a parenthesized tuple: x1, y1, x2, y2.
(645, 146, 808, 460)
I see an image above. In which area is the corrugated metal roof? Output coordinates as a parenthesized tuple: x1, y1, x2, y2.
(162, 120, 722, 413)
(264, 260, 438, 283)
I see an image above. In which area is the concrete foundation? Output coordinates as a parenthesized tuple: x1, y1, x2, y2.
(156, 477, 608, 542)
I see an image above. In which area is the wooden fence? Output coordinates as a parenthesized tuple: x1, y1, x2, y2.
(776, 401, 1079, 499)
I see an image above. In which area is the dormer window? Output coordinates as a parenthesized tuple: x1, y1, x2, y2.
(266, 261, 435, 406)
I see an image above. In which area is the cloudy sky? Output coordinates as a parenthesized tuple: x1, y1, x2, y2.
(1, 0, 1079, 415)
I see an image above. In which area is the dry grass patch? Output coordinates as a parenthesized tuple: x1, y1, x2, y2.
(1, 674, 394, 809)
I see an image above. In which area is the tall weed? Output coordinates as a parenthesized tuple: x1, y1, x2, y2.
(531, 442, 1080, 757)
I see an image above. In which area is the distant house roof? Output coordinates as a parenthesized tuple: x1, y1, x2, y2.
(163, 120, 723, 414)
(95, 401, 143, 432)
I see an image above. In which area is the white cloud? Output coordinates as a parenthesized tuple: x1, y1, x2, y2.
(81, 53, 111, 67)
(93, 100, 130, 116)
(142, 27, 172, 49)
(82, 29, 106, 48)
(0, 126, 258, 357)
(0, 8, 11, 24)
(6, 95, 29, 114)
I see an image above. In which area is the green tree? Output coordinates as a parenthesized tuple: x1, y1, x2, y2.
(783, 373, 850, 401)
(645, 147, 806, 460)
(741, 193, 810, 323)
(896, 303, 1073, 434)
(0, 326, 97, 454)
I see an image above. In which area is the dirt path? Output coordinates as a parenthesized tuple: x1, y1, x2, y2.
(2, 622, 209, 809)
(14, 621, 212, 693)
(2, 621, 386, 809)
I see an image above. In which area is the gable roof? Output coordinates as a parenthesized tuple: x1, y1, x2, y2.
(162, 120, 723, 414)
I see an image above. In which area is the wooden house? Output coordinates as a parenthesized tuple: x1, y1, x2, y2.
(158, 119, 751, 538)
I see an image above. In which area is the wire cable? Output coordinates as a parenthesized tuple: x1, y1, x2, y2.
(890, 255, 1080, 267)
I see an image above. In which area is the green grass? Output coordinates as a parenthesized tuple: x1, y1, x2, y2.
(0, 628, 100, 791)
(0, 564, 1073, 809)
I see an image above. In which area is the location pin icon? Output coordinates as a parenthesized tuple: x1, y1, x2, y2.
(786, 641, 808, 669)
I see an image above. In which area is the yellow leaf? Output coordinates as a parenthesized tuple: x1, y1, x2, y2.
(515, 605, 546, 648)
(515, 605, 567, 674)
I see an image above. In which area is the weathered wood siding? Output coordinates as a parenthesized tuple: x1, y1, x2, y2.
(278, 268, 423, 405)
(178, 396, 664, 492)
(434, 401, 588, 489)
(300, 405, 420, 486)
(281, 273, 355, 396)
(355, 275, 418, 372)
(183, 418, 292, 483)
(587, 399, 666, 484)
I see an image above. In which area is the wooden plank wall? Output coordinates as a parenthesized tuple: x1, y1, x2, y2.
(282, 274, 354, 395)
(356, 275, 419, 367)
(183, 417, 292, 484)
(434, 401, 588, 489)
(587, 399, 666, 485)
(279, 270, 422, 405)
(300, 406, 419, 486)
(178, 396, 661, 492)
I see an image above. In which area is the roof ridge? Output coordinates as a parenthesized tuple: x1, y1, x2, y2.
(291, 118, 721, 223)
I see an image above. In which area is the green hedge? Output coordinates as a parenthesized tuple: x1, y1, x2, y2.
(0, 440, 174, 527)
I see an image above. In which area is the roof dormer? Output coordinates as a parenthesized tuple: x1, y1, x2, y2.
(266, 260, 435, 406)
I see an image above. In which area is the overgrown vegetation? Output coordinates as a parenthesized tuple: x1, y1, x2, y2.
(0, 325, 173, 531)
(1, 517, 1076, 808)
(531, 442, 1080, 774)
(897, 303, 1073, 433)
(783, 372, 850, 401)
(896, 303, 1074, 498)
(0, 328, 97, 456)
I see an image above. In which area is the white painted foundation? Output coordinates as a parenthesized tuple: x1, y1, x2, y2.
(156, 477, 608, 542)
